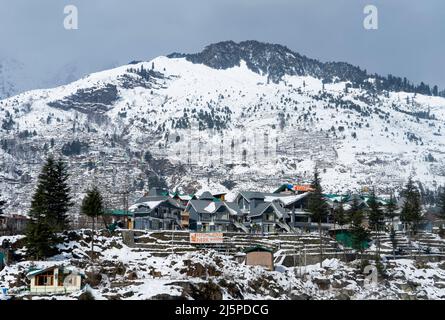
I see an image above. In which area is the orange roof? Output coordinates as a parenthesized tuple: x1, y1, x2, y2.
(292, 185, 314, 192)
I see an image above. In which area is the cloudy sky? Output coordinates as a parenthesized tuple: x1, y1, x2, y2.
(1, 0, 444, 90)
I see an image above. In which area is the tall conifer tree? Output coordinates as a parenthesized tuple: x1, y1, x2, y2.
(308, 166, 329, 267)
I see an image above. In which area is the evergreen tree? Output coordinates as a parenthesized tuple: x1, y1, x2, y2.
(50, 159, 73, 231)
(438, 187, 445, 220)
(347, 195, 370, 259)
(401, 177, 422, 236)
(26, 175, 57, 259)
(347, 195, 361, 224)
(334, 201, 347, 227)
(308, 166, 329, 267)
(81, 186, 104, 260)
(368, 188, 384, 231)
(385, 193, 398, 223)
(367, 188, 384, 257)
(390, 226, 397, 257)
(25, 156, 73, 259)
(0, 196, 5, 215)
(350, 207, 369, 258)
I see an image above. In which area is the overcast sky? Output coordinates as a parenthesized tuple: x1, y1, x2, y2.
(1, 0, 444, 89)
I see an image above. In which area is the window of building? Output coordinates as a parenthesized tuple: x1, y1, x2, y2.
(35, 270, 54, 286)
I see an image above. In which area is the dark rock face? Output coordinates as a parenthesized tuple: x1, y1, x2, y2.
(119, 66, 166, 90)
(47, 84, 119, 114)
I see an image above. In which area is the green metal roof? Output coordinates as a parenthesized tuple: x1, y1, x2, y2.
(244, 245, 274, 254)
(104, 209, 132, 217)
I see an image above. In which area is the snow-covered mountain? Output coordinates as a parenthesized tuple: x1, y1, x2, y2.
(1, 40, 445, 215)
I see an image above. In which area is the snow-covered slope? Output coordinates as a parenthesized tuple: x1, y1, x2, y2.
(1, 41, 445, 214)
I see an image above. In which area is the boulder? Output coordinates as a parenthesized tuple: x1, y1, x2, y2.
(85, 271, 102, 288)
(313, 277, 331, 290)
(335, 293, 351, 300)
(127, 271, 138, 280)
(331, 279, 348, 289)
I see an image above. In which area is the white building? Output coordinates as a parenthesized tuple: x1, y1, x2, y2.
(26, 265, 83, 295)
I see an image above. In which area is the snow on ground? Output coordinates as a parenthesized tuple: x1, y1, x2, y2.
(1, 230, 445, 300)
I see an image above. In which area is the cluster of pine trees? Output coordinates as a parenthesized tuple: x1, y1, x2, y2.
(307, 167, 439, 265)
(25, 156, 104, 260)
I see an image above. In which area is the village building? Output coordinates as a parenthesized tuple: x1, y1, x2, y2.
(170, 192, 197, 206)
(128, 187, 185, 230)
(235, 192, 292, 233)
(185, 191, 246, 232)
(264, 192, 311, 228)
(26, 266, 84, 295)
(103, 209, 132, 229)
(212, 192, 227, 201)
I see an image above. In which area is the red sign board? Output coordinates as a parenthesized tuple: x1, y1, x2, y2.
(190, 233, 224, 244)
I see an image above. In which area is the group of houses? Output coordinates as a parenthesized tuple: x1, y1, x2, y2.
(104, 184, 409, 234)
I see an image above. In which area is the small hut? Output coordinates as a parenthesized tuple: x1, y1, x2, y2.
(244, 245, 274, 271)
(26, 265, 84, 295)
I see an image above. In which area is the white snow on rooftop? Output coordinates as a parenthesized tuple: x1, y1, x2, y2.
(129, 200, 164, 212)
(204, 202, 216, 213)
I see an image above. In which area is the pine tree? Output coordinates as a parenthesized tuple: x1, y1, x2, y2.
(32, 157, 72, 232)
(401, 177, 422, 236)
(368, 188, 384, 231)
(347, 195, 361, 224)
(81, 186, 104, 260)
(308, 166, 329, 267)
(335, 201, 347, 227)
(390, 226, 397, 257)
(350, 208, 369, 258)
(25, 212, 58, 260)
(0, 196, 5, 215)
(26, 177, 57, 259)
(385, 193, 398, 223)
(50, 159, 73, 231)
(25, 156, 73, 259)
(367, 188, 384, 255)
(348, 195, 370, 259)
(438, 187, 445, 220)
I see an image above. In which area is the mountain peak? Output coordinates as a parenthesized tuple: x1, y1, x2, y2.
(168, 40, 442, 97)
(168, 40, 317, 82)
